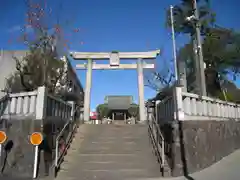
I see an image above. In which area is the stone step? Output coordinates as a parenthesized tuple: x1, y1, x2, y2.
(61, 160, 160, 171)
(55, 124, 164, 180)
(58, 168, 162, 180)
(64, 153, 157, 164)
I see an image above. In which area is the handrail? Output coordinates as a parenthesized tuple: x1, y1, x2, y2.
(147, 113, 165, 168)
(0, 94, 9, 116)
(54, 111, 78, 174)
(56, 120, 71, 143)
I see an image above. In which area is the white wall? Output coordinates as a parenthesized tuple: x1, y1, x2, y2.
(0, 50, 28, 98)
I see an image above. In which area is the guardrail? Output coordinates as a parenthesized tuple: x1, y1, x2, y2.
(54, 113, 79, 175)
(147, 113, 165, 171)
(156, 95, 175, 122)
(46, 94, 73, 121)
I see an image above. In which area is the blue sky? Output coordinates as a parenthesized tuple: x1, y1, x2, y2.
(0, 0, 240, 111)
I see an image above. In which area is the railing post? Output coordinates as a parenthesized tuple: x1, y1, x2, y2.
(162, 135, 165, 167)
(55, 140, 59, 176)
(174, 86, 184, 121)
(68, 101, 76, 136)
(35, 86, 47, 121)
(68, 101, 75, 122)
(32, 86, 47, 179)
(155, 100, 160, 123)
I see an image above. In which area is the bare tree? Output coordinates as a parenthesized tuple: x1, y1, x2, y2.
(6, 0, 81, 94)
(144, 53, 175, 92)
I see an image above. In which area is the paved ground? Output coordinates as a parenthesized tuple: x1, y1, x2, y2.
(0, 174, 32, 180)
(55, 124, 162, 180)
(159, 149, 240, 180)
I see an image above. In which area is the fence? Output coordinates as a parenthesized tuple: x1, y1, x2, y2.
(0, 87, 73, 122)
(0, 86, 77, 179)
(155, 86, 240, 122)
(54, 114, 78, 175)
(147, 113, 166, 173)
(0, 90, 38, 121)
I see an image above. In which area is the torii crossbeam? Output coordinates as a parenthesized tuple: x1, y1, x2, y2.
(70, 50, 160, 122)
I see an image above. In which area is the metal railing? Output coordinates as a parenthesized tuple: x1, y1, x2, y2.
(54, 115, 79, 175)
(147, 113, 165, 169)
(0, 94, 9, 116)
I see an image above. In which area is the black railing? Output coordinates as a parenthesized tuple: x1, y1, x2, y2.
(53, 114, 79, 176)
(147, 113, 165, 170)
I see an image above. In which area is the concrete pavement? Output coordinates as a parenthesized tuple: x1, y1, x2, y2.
(140, 149, 240, 180)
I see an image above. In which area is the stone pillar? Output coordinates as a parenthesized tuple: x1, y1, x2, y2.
(178, 60, 187, 92)
(80, 107, 84, 123)
(83, 59, 93, 121)
(112, 112, 115, 121)
(137, 59, 145, 121)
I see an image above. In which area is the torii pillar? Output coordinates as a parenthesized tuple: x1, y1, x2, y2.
(70, 50, 160, 122)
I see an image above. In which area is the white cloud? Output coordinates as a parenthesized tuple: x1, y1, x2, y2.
(8, 25, 21, 32)
(8, 25, 33, 33)
(25, 25, 34, 33)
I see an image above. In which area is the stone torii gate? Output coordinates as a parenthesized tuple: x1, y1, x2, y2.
(70, 50, 160, 122)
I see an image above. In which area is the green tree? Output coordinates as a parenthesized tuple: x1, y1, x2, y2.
(164, 0, 240, 97)
(145, 0, 215, 94)
(96, 104, 109, 119)
(166, 0, 215, 36)
(176, 27, 240, 96)
(96, 103, 140, 119)
(203, 27, 240, 77)
(128, 104, 139, 118)
(217, 80, 240, 103)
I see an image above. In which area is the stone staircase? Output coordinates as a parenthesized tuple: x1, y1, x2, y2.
(55, 124, 163, 180)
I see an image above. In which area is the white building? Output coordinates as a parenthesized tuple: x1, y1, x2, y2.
(58, 56, 84, 106)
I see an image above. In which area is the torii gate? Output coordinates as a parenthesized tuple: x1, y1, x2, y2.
(70, 50, 160, 122)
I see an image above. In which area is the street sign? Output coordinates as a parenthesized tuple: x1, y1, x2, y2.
(0, 131, 7, 144)
(30, 132, 43, 146)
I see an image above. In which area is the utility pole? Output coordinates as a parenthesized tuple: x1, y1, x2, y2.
(170, 6, 187, 91)
(192, 0, 207, 96)
(170, 5, 178, 83)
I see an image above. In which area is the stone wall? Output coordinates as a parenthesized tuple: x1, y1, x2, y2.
(0, 119, 41, 179)
(161, 120, 240, 177)
(0, 118, 67, 179)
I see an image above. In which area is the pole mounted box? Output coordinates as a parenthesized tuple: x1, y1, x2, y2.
(110, 51, 120, 66)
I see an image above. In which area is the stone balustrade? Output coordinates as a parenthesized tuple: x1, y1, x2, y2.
(156, 86, 240, 122)
(181, 91, 240, 120)
(0, 86, 74, 122)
